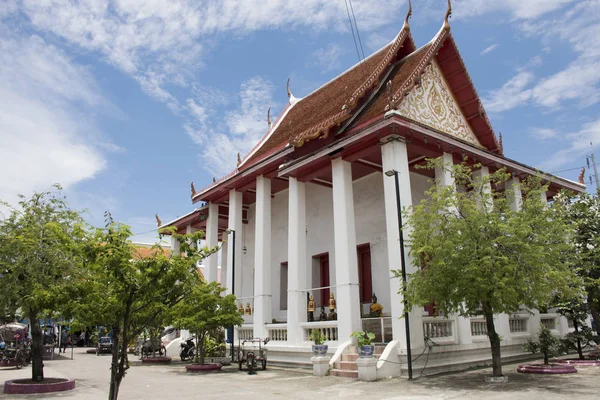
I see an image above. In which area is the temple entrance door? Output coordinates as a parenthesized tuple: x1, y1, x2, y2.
(357, 244, 372, 304)
(319, 254, 330, 308)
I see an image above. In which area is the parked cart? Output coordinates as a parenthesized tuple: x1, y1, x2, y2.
(237, 338, 269, 373)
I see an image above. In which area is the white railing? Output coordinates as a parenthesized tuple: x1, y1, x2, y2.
(361, 317, 392, 343)
(470, 319, 488, 336)
(509, 317, 528, 333)
(237, 326, 253, 340)
(540, 315, 557, 330)
(422, 317, 456, 345)
(299, 321, 338, 342)
(266, 324, 288, 342)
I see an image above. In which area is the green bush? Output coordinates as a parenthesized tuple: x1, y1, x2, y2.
(309, 329, 325, 345)
(350, 331, 375, 347)
(524, 326, 561, 365)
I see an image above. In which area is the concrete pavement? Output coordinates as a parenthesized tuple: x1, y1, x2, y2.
(1, 348, 599, 399)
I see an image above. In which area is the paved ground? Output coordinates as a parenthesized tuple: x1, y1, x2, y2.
(1, 348, 599, 399)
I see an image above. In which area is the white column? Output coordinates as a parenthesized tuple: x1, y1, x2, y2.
(205, 202, 219, 283)
(287, 177, 307, 344)
(331, 158, 362, 341)
(170, 235, 180, 255)
(381, 137, 424, 350)
(226, 190, 243, 296)
(220, 240, 228, 286)
(508, 177, 522, 211)
(435, 152, 472, 344)
(253, 176, 272, 338)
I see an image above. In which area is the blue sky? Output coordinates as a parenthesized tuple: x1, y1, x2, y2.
(1, 0, 599, 243)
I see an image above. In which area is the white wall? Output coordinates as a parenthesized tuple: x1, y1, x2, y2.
(238, 171, 432, 322)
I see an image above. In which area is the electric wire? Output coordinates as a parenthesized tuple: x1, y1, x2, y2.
(344, 0, 363, 65)
(348, 0, 366, 61)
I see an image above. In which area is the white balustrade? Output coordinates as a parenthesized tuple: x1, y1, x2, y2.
(236, 327, 254, 340)
(470, 319, 488, 336)
(422, 317, 457, 345)
(540, 315, 557, 331)
(299, 321, 338, 342)
(266, 324, 288, 342)
(509, 317, 528, 334)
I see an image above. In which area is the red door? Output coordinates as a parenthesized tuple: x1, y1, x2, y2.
(357, 244, 373, 303)
(320, 255, 330, 308)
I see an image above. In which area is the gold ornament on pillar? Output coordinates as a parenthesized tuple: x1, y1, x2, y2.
(238, 303, 244, 314)
(308, 295, 315, 312)
(245, 302, 252, 315)
(328, 293, 336, 311)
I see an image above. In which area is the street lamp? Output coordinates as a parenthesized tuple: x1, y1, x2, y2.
(226, 229, 236, 359)
(384, 169, 413, 380)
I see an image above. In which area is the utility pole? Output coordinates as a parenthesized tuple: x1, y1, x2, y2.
(586, 142, 599, 191)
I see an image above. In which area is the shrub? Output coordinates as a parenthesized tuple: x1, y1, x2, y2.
(350, 331, 375, 347)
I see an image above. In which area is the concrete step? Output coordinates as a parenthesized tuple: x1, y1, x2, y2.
(341, 353, 381, 362)
(333, 360, 358, 371)
(329, 368, 358, 378)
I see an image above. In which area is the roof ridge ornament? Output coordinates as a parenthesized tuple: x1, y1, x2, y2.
(155, 213, 162, 228)
(444, 0, 452, 29)
(404, 0, 412, 27)
(286, 77, 300, 105)
(267, 107, 272, 128)
(191, 181, 197, 198)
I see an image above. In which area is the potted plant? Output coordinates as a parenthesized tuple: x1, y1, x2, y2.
(309, 329, 327, 356)
(351, 331, 376, 357)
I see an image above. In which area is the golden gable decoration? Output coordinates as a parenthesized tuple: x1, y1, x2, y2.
(396, 61, 480, 146)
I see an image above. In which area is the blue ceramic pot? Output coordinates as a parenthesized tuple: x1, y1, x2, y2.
(312, 344, 328, 356)
(358, 345, 375, 358)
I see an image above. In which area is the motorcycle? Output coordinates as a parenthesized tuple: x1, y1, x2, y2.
(179, 337, 195, 361)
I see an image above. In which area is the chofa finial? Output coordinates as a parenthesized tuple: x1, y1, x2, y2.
(155, 213, 162, 228)
(267, 107, 272, 128)
(444, 0, 452, 28)
(404, 0, 412, 26)
(578, 168, 586, 185)
(286, 77, 292, 99)
(237, 152, 241, 166)
(191, 181, 197, 198)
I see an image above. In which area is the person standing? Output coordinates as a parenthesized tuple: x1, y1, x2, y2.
(61, 329, 68, 353)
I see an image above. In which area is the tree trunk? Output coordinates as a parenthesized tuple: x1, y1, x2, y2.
(199, 332, 205, 365)
(194, 331, 200, 365)
(543, 351, 549, 365)
(108, 326, 121, 400)
(573, 320, 584, 360)
(587, 291, 600, 336)
(29, 310, 44, 382)
(483, 303, 503, 377)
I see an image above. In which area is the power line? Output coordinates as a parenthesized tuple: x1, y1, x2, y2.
(348, 0, 366, 61)
(344, 0, 362, 65)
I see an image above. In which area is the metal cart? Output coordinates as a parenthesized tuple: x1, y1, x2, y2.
(237, 338, 269, 373)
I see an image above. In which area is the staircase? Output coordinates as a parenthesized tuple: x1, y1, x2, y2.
(330, 345, 385, 378)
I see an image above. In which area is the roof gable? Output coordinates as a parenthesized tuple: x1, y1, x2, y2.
(397, 59, 480, 146)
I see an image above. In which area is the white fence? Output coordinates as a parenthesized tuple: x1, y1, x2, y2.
(266, 324, 288, 342)
(509, 316, 528, 333)
(299, 321, 338, 342)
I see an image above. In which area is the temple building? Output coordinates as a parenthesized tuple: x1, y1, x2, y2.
(160, 2, 585, 377)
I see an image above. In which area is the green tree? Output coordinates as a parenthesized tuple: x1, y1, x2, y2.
(401, 160, 578, 377)
(554, 191, 600, 335)
(0, 185, 85, 382)
(169, 281, 242, 365)
(524, 326, 561, 365)
(70, 217, 213, 400)
(555, 298, 596, 359)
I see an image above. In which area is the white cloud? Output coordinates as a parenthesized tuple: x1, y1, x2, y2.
(530, 128, 558, 141)
(186, 77, 277, 176)
(0, 31, 109, 207)
(312, 44, 344, 73)
(482, 70, 534, 113)
(484, 1, 600, 112)
(541, 118, 600, 170)
(480, 44, 498, 55)
(419, 0, 575, 21)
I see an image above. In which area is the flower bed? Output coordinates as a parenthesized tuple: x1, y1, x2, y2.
(141, 357, 172, 364)
(185, 363, 222, 372)
(517, 364, 577, 374)
(4, 378, 76, 394)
